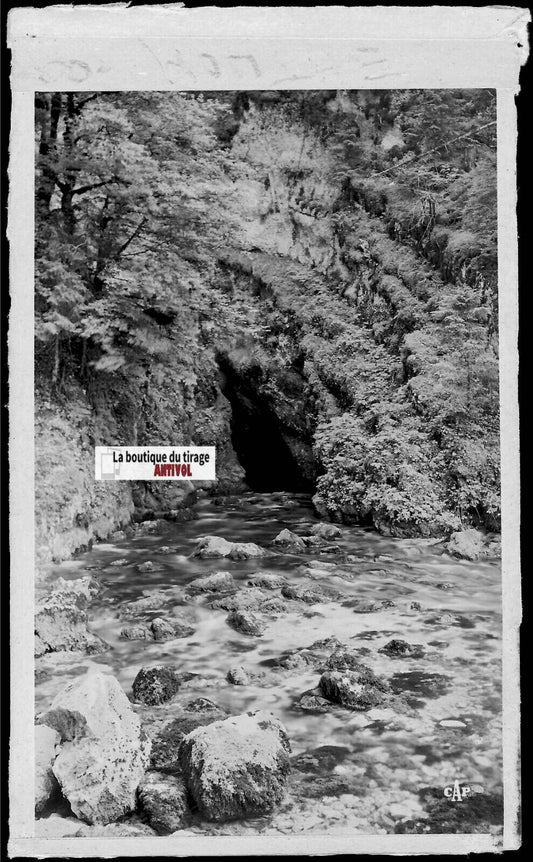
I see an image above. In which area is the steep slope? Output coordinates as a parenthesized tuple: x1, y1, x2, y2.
(34, 90, 499, 563)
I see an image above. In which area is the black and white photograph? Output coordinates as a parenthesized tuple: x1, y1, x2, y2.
(8, 6, 525, 857)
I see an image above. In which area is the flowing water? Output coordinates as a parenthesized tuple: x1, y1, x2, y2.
(36, 492, 503, 836)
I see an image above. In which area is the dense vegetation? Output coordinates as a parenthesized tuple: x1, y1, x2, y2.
(35, 89, 499, 554)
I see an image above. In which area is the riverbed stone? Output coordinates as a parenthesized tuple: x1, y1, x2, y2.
(209, 587, 267, 612)
(226, 665, 251, 685)
(281, 583, 341, 604)
(39, 670, 150, 825)
(35, 591, 107, 657)
(121, 624, 152, 640)
(379, 639, 425, 658)
(178, 711, 291, 821)
(51, 576, 101, 600)
(319, 669, 389, 711)
(323, 648, 377, 673)
(311, 523, 342, 539)
(35, 724, 62, 814)
(187, 571, 235, 593)
(247, 572, 287, 589)
(132, 666, 180, 705)
(226, 610, 266, 637)
(149, 618, 174, 641)
(136, 560, 165, 573)
(123, 593, 165, 615)
(294, 690, 333, 713)
(273, 529, 306, 552)
(192, 536, 234, 558)
(139, 771, 189, 834)
(228, 542, 265, 560)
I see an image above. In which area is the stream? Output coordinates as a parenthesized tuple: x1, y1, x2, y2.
(35, 492, 503, 836)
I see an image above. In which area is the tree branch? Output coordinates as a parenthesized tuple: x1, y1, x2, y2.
(113, 218, 148, 259)
(72, 177, 129, 197)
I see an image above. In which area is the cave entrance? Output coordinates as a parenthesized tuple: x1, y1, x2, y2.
(218, 359, 315, 493)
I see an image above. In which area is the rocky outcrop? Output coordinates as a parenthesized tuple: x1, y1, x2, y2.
(178, 711, 291, 821)
(138, 771, 189, 834)
(35, 724, 61, 814)
(132, 666, 180, 705)
(38, 671, 150, 825)
(34, 591, 107, 657)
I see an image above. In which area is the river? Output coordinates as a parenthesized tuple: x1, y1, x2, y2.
(35, 492, 503, 836)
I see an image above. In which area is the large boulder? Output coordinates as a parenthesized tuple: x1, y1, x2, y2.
(34, 591, 107, 657)
(139, 771, 189, 834)
(132, 666, 180, 705)
(150, 707, 228, 772)
(38, 671, 150, 825)
(192, 536, 234, 559)
(178, 711, 291, 821)
(35, 724, 61, 814)
(319, 669, 389, 711)
(446, 529, 485, 560)
(187, 571, 235, 593)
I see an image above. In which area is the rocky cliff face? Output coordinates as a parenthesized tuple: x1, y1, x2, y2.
(35, 90, 499, 564)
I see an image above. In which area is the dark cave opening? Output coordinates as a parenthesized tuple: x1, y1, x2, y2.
(218, 359, 315, 493)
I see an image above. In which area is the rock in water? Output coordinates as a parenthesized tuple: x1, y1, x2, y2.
(34, 591, 107, 656)
(35, 724, 61, 814)
(187, 571, 235, 593)
(50, 576, 101, 600)
(247, 572, 287, 589)
(132, 666, 180, 705)
(319, 669, 389, 711)
(226, 610, 266, 637)
(39, 670, 150, 825)
(311, 523, 342, 539)
(446, 528, 485, 560)
(151, 618, 177, 642)
(139, 771, 189, 834)
(178, 711, 291, 821)
(121, 624, 152, 640)
(228, 542, 265, 560)
(226, 666, 250, 685)
(192, 536, 234, 558)
(272, 529, 306, 552)
(151, 707, 228, 772)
